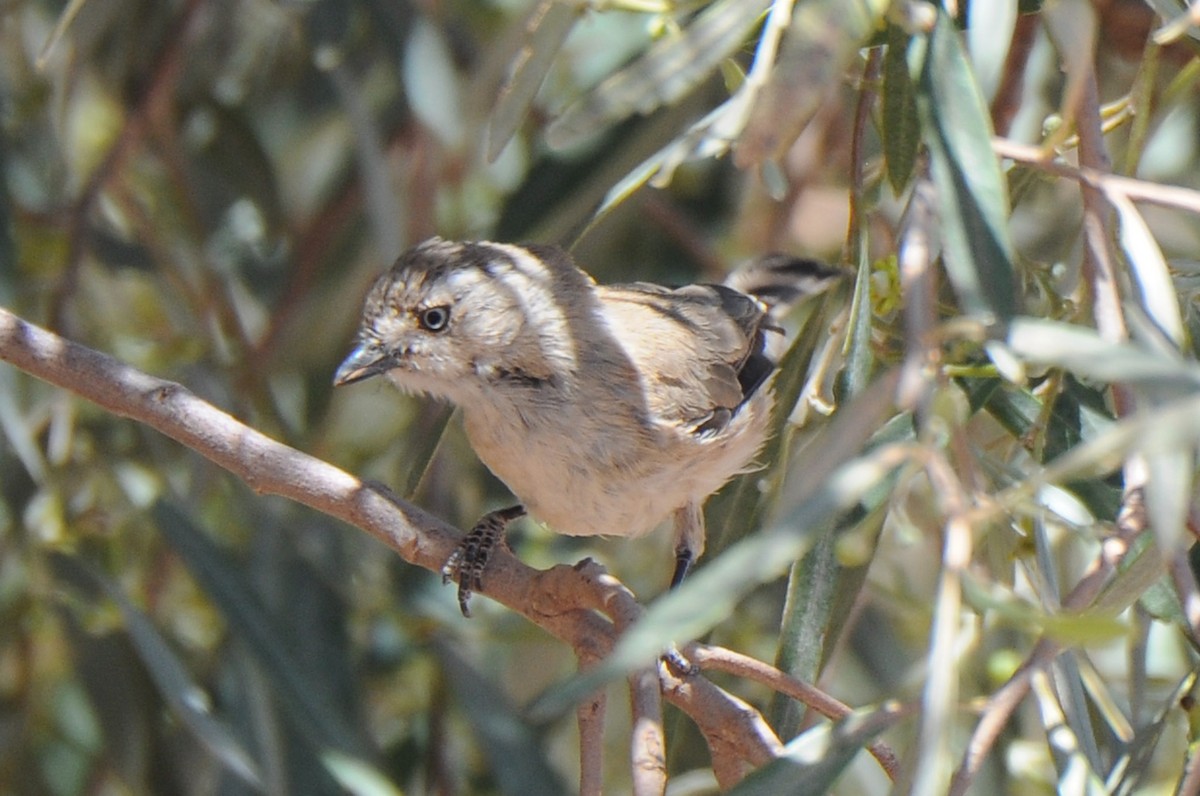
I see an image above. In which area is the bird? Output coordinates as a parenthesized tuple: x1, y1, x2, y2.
(334, 237, 839, 615)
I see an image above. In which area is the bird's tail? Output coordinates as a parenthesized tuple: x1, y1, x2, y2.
(723, 253, 844, 321)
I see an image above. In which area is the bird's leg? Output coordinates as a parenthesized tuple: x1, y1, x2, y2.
(664, 503, 706, 676)
(442, 504, 526, 617)
(670, 548, 693, 589)
(670, 502, 705, 588)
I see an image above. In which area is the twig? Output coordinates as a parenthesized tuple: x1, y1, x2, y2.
(577, 690, 606, 796)
(629, 668, 666, 796)
(992, 138, 1200, 216)
(692, 645, 901, 781)
(562, 560, 665, 794)
(989, 13, 1039, 136)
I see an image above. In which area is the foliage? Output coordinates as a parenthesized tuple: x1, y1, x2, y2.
(3, 0, 1200, 793)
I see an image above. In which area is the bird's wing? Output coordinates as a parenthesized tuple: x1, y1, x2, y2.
(595, 282, 770, 434)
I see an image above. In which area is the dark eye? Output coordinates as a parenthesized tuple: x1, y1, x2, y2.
(418, 305, 450, 332)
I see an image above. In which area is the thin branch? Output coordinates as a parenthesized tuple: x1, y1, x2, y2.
(989, 12, 1039, 136)
(692, 645, 901, 781)
(662, 672, 784, 791)
(992, 137, 1200, 216)
(629, 668, 666, 796)
(577, 690, 606, 796)
(559, 560, 666, 794)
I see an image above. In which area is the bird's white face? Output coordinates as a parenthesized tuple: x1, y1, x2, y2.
(334, 238, 588, 405)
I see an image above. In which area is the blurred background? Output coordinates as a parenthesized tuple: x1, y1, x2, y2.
(3, 0, 1200, 793)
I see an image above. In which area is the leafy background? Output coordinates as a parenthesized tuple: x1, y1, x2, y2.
(3, 0, 1200, 793)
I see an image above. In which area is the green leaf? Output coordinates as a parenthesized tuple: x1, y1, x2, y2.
(322, 752, 406, 796)
(736, 0, 891, 168)
(1092, 531, 1163, 617)
(727, 703, 904, 795)
(48, 553, 264, 789)
(1109, 191, 1185, 348)
(772, 254, 878, 738)
(436, 641, 569, 794)
(1144, 448, 1192, 554)
(546, 0, 770, 149)
(1007, 318, 1198, 389)
(487, 0, 585, 162)
(151, 501, 387, 781)
(882, 26, 919, 194)
(916, 8, 1018, 321)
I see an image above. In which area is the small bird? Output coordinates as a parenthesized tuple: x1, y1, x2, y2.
(335, 238, 838, 615)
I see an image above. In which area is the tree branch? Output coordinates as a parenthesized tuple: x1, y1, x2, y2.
(0, 305, 794, 790)
(693, 645, 901, 781)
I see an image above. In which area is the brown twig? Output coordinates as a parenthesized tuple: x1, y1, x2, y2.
(990, 12, 1039, 136)
(0, 306, 788, 791)
(577, 690, 606, 796)
(692, 644, 902, 781)
(992, 137, 1200, 216)
(562, 560, 664, 794)
(629, 668, 666, 796)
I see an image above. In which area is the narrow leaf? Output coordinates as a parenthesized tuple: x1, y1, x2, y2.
(436, 642, 569, 794)
(488, 0, 584, 161)
(727, 703, 904, 795)
(882, 26, 919, 194)
(1108, 190, 1185, 347)
(546, 0, 770, 149)
(917, 8, 1018, 320)
(151, 501, 379, 769)
(1144, 448, 1192, 554)
(1007, 318, 1197, 389)
(48, 553, 263, 789)
(737, 0, 890, 168)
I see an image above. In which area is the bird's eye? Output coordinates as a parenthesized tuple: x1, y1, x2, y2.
(418, 305, 451, 332)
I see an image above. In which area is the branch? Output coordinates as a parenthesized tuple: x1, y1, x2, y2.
(0, 306, 790, 789)
(693, 644, 901, 781)
(992, 137, 1200, 216)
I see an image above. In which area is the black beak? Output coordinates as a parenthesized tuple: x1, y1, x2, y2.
(334, 344, 389, 386)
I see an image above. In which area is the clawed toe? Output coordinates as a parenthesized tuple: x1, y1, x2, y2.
(442, 538, 486, 617)
(441, 504, 526, 617)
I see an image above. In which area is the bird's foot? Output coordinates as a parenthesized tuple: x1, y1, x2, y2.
(442, 504, 526, 617)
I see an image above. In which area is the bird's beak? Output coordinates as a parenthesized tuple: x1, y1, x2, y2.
(334, 344, 389, 386)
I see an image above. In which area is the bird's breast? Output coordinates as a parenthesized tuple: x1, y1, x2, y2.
(460, 388, 772, 539)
